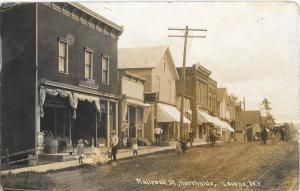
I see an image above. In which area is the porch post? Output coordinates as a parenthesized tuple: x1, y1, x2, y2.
(177, 122, 180, 140)
(151, 105, 155, 142)
(135, 108, 138, 138)
(35, 88, 41, 151)
(107, 101, 110, 146)
(54, 108, 57, 135)
(115, 102, 118, 138)
(69, 111, 72, 144)
(142, 108, 145, 138)
(128, 106, 130, 138)
(95, 111, 97, 147)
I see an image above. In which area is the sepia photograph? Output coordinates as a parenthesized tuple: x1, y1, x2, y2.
(0, 1, 299, 190)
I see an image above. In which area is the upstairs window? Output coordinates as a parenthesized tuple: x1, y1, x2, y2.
(85, 48, 93, 79)
(58, 40, 68, 74)
(102, 55, 109, 84)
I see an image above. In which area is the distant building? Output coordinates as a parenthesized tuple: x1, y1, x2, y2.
(208, 78, 218, 116)
(217, 88, 239, 141)
(119, 46, 190, 144)
(235, 110, 262, 142)
(177, 64, 233, 142)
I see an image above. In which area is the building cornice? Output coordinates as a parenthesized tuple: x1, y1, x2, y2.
(43, 2, 123, 40)
(193, 63, 211, 77)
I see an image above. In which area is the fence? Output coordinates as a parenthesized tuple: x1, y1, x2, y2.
(1, 144, 77, 169)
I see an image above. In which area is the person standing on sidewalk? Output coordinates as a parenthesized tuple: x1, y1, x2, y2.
(132, 138, 138, 159)
(154, 126, 163, 145)
(110, 130, 119, 165)
(188, 130, 194, 147)
(77, 139, 84, 164)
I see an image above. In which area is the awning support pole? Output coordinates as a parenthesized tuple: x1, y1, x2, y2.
(107, 101, 110, 146)
(69, 110, 72, 145)
(95, 111, 97, 147)
(115, 102, 118, 138)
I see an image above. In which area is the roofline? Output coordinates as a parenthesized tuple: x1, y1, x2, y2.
(163, 47, 179, 80)
(121, 71, 146, 83)
(69, 2, 123, 33)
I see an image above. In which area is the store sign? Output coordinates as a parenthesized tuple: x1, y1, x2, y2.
(144, 92, 157, 103)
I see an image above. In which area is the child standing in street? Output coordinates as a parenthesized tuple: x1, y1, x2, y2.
(176, 140, 182, 157)
(132, 138, 138, 159)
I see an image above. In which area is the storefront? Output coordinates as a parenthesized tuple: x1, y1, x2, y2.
(120, 98, 150, 147)
(157, 103, 191, 142)
(39, 85, 118, 153)
(197, 110, 234, 142)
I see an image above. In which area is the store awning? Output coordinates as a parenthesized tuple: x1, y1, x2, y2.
(197, 110, 234, 132)
(126, 99, 151, 107)
(73, 93, 100, 112)
(197, 110, 214, 124)
(213, 117, 234, 132)
(222, 121, 235, 132)
(157, 103, 190, 124)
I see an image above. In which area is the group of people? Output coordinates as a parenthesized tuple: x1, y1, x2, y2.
(260, 126, 289, 145)
(76, 127, 197, 165)
(76, 130, 120, 165)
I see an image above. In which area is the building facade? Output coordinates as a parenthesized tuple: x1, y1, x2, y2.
(208, 77, 218, 116)
(118, 71, 150, 147)
(1, 3, 123, 153)
(216, 88, 239, 141)
(235, 110, 262, 142)
(177, 64, 220, 141)
(119, 46, 190, 144)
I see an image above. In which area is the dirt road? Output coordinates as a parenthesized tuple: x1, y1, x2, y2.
(47, 141, 299, 191)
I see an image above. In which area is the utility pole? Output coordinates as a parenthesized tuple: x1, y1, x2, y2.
(168, 26, 206, 138)
(243, 97, 246, 143)
(154, 76, 160, 143)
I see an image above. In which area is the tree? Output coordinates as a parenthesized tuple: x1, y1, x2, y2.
(261, 98, 275, 128)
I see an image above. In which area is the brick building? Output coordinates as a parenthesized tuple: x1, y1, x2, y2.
(177, 64, 228, 141)
(1, 3, 123, 153)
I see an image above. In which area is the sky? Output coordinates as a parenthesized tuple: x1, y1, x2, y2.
(1, 2, 297, 123)
(82, 1, 299, 123)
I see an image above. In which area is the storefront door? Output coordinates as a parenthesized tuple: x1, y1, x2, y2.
(129, 106, 136, 138)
